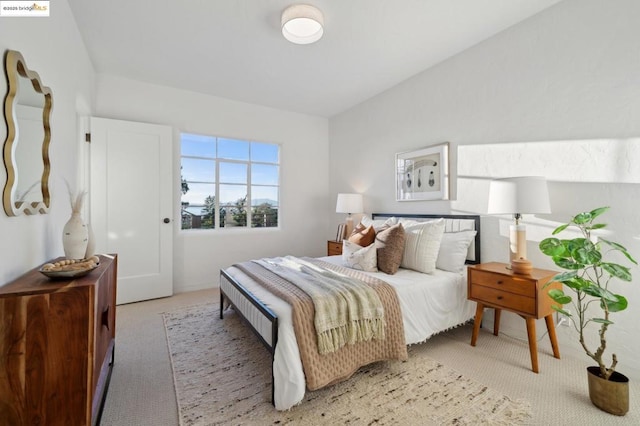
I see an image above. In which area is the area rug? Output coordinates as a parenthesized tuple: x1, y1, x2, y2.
(163, 303, 531, 425)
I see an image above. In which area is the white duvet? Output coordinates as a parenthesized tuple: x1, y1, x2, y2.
(223, 256, 475, 410)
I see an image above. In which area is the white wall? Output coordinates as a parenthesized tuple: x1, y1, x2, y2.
(94, 75, 330, 293)
(329, 0, 640, 379)
(0, 0, 95, 284)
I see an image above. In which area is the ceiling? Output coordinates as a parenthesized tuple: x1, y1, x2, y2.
(68, 0, 563, 118)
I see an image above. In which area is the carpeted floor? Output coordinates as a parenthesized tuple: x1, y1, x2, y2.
(100, 289, 640, 426)
(164, 303, 531, 425)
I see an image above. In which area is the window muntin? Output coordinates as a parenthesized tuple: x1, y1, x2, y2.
(180, 133, 279, 230)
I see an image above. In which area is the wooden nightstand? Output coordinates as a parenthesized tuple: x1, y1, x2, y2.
(327, 240, 342, 256)
(467, 262, 562, 373)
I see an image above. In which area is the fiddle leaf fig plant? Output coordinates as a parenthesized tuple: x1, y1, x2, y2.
(539, 207, 636, 380)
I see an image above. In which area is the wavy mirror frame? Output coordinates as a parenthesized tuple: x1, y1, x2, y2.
(3, 49, 52, 216)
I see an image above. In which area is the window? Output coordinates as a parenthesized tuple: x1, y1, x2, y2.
(180, 133, 279, 230)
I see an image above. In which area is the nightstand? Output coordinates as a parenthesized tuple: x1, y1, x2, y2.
(467, 262, 562, 373)
(327, 240, 342, 256)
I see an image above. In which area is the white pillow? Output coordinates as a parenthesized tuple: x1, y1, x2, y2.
(397, 218, 421, 227)
(436, 230, 477, 273)
(342, 240, 378, 272)
(360, 215, 397, 232)
(400, 218, 446, 274)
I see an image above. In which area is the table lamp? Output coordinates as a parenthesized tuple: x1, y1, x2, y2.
(487, 177, 550, 271)
(336, 193, 363, 238)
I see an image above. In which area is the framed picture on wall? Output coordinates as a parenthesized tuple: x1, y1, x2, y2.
(396, 142, 450, 201)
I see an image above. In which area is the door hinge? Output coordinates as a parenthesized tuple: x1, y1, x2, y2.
(85, 133, 91, 143)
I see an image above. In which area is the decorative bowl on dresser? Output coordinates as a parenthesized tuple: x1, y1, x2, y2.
(0, 254, 118, 426)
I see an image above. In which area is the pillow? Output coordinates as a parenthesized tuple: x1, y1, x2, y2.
(436, 230, 477, 273)
(400, 219, 446, 274)
(342, 240, 378, 272)
(375, 223, 406, 275)
(397, 218, 422, 227)
(348, 223, 376, 247)
(361, 215, 397, 232)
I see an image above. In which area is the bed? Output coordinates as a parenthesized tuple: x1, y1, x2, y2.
(219, 213, 481, 410)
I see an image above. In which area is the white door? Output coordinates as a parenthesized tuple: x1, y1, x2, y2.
(89, 117, 173, 304)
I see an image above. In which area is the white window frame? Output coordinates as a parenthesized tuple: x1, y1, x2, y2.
(180, 133, 280, 231)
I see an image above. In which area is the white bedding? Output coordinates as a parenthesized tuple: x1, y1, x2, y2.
(222, 256, 475, 410)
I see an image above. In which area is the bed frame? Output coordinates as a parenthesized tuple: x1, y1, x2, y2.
(219, 213, 481, 404)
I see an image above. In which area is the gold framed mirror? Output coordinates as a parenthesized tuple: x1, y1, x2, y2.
(2, 49, 52, 216)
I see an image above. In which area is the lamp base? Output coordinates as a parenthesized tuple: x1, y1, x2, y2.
(511, 257, 533, 275)
(345, 216, 355, 238)
(509, 224, 527, 262)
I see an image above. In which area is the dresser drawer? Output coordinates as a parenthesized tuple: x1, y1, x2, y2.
(469, 269, 535, 297)
(470, 284, 536, 315)
(94, 267, 115, 392)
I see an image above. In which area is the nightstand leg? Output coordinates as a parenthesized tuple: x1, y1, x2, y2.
(545, 314, 561, 359)
(493, 308, 501, 336)
(471, 303, 485, 346)
(525, 317, 539, 373)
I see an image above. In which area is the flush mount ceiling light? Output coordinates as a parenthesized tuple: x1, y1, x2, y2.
(281, 4, 324, 45)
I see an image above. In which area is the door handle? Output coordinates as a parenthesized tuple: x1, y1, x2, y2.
(163, 218, 170, 224)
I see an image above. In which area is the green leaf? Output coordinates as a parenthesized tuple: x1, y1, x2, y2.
(602, 294, 628, 313)
(573, 212, 592, 224)
(589, 206, 609, 219)
(551, 305, 572, 317)
(621, 249, 638, 266)
(551, 271, 577, 282)
(598, 287, 622, 303)
(553, 257, 583, 270)
(563, 276, 591, 291)
(588, 223, 607, 230)
(582, 283, 604, 298)
(571, 243, 601, 265)
(539, 238, 566, 257)
(548, 289, 571, 304)
(600, 238, 628, 252)
(592, 318, 614, 325)
(602, 262, 632, 281)
(551, 223, 570, 235)
(600, 238, 638, 265)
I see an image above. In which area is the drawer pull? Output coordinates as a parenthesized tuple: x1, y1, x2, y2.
(101, 306, 110, 330)
(496, 296, 504, 300)
(496, 280, 503, 285)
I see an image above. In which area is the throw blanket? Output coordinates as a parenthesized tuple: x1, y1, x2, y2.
(233, 257, 407, 391)
(254, 256, 385, 354)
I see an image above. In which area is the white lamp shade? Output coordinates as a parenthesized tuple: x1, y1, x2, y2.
(282, 4, 324, 44)
(336, 193, 363, 214)
(487, 176, 551, 215)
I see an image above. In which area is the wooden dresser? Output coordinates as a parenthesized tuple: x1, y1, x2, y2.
(0, 254, 117, 426)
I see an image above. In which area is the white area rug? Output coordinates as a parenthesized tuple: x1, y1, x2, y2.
(163, 303, 531, 425)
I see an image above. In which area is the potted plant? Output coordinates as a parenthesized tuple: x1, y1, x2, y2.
(539, 206, 636, 416)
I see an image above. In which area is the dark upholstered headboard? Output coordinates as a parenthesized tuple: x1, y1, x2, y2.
(371, 213, 481, 265)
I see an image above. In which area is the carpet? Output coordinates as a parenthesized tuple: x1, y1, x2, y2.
(163, 303, 531, 425)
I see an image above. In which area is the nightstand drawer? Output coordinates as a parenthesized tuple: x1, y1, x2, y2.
(327, 240, 342, 256)
(470, 269, 535, 297)
(470, 285, 536, 315)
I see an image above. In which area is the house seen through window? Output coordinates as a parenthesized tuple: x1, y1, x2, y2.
(180, 133, 280, 230)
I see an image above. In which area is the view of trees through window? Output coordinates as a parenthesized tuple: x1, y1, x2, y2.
(180, 133, 279, 230)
